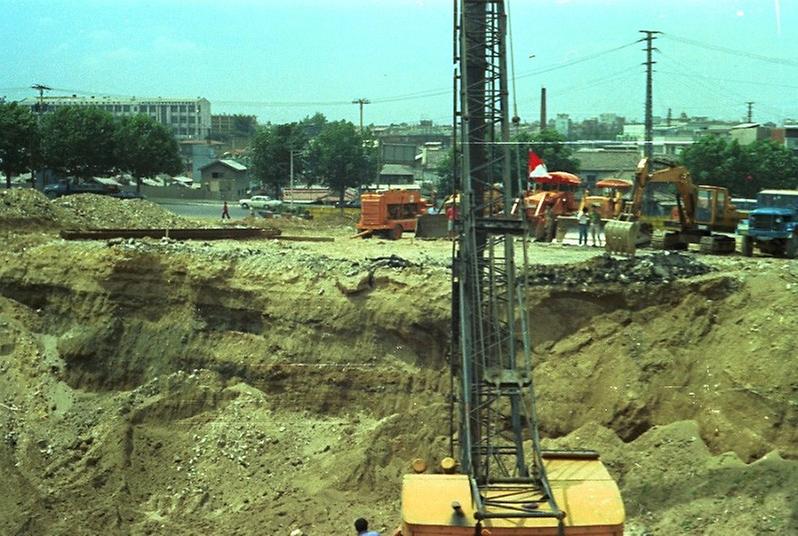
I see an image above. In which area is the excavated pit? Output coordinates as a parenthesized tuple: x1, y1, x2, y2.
(0, 213, 797, 534)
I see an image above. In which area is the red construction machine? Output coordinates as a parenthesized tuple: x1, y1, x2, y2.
(356, 189, 428, 240)
(516, 171, 581, 241)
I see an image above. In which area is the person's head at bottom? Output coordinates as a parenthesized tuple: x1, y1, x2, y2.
(355, 518, 369, 533)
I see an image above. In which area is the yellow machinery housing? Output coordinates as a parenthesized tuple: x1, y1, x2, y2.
(401, 452, 624, 535)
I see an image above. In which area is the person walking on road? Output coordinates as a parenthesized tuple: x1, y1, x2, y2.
(577, 207, 589, 246)
(221, 201, 230, 220)
(354, 517, 380, 536)
(589, 205, 602, 247)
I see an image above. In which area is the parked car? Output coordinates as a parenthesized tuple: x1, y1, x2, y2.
(239, 195, 282, 210)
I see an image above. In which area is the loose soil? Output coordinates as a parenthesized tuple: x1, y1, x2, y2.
(0, 192, 796, 535)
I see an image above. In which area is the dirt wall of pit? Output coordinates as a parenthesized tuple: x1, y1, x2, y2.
(0, 230, 796, 535)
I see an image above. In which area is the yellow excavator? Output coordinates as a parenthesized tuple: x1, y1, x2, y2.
(605, 158, 742, 255)
(398, 2, 625, 535)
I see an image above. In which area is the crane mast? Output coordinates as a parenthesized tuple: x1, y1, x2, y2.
(452, 0, 564, 527)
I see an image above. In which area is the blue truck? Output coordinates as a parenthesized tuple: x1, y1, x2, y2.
(738, 189, 798, 258)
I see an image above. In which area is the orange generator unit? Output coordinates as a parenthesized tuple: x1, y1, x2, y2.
(357, 189, 428, 240)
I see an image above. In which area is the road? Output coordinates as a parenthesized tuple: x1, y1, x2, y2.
(152, 199, 251, 221)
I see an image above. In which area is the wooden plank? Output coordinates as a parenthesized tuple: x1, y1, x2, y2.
(60, 228, 280, 240)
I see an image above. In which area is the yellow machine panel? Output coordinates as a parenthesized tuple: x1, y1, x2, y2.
(401, 457, 624, 536)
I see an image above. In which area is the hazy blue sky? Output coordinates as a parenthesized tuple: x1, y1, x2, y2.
(2, 0, 795, 126)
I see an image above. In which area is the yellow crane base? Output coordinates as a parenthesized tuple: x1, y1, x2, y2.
(400, 455, 624, 535)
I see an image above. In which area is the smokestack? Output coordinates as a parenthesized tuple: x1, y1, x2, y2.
(540, 87, 547, 131)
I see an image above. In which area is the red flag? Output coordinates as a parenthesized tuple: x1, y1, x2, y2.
(528, 150, 549, 179)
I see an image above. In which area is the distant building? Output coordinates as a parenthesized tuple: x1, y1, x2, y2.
(381, 144, 417, 165)
(180, 140, 223, 182)
(730, 123, 774, 146)
(574, 148, 641, 190)
(554, 114, 571, 137)
(378, 164, 416, 186)
(19, 95, 211, 140)
(785, 125, 798, 153)
(200, 159, 249, 200)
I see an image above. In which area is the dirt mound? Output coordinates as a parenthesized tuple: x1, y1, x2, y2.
(0, 189, 204, 230)
(527, 251, 712, 286)
(547, 421, 798, 535)
(0, 188, 75, 227)
(53, 194, 202, 229)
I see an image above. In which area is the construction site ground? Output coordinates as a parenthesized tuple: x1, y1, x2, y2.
(0, 190, 796, 535)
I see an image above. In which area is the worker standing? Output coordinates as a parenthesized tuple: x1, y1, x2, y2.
(577, 207, 589, 246)
(589, 205, 602, 247)
(354, 517, 380, 536)
(221, 201, 230, 220)
(446, 202, 458, 239)
(543, 205, 556, 242)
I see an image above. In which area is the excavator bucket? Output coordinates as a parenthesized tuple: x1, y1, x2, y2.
(604, 220, 640, 255)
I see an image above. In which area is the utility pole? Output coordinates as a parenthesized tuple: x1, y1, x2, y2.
(351, 98, 370, 132)
(746, 101, 754, 122)
(289, 149, 299, 207)
(640, 30, 660, 160)
(31, 84, 51, 189)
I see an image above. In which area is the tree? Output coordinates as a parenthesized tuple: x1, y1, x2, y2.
(40, 106, 117, 180)
(526, 129, 580, 174)
(299, 112, 328, 139)
(680, 135, 798, 197)
(115, 114, 183, 193)
(250, 122, 307, 197)
(506, 129, 579, 188)
(305, 120, 376, 205)
(0, 103, 37, 188)
(432, 148, 457, 199)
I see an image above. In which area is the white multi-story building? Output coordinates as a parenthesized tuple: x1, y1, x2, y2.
(20, 96, 211, 140)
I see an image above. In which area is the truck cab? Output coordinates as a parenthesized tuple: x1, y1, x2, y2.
(738, 189, 798, 257)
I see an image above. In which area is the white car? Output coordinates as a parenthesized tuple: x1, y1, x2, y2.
(239, 195, 282, 210)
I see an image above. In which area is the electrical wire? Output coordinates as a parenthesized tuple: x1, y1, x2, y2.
(662, 33, 798, 68)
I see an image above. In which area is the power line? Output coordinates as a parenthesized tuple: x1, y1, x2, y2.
(656, 70, 798, 91)
(662, 33, 798, 68)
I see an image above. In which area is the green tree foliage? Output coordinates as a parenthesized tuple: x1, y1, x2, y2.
(508, 129, 580, 187)
(0, 103, 37, 188)
(231, 115, 257, 138)
(115, 115, 183, 193)
(299, 112, 328, 139)
(432, 148, 457, 199)
(680, 135, 798, 197)
(250, 123, 307, 197)
(40, 106, 117, 180)
(305, 121, 377, 205)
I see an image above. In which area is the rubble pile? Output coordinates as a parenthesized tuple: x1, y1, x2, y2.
(526, 251, 712, 286)
(0, 189, 205, 230)
(54, 194, 202, 229)
(0, 188, 75, 227)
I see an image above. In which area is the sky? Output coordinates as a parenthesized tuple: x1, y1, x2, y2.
(1, 0, 796, 126)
